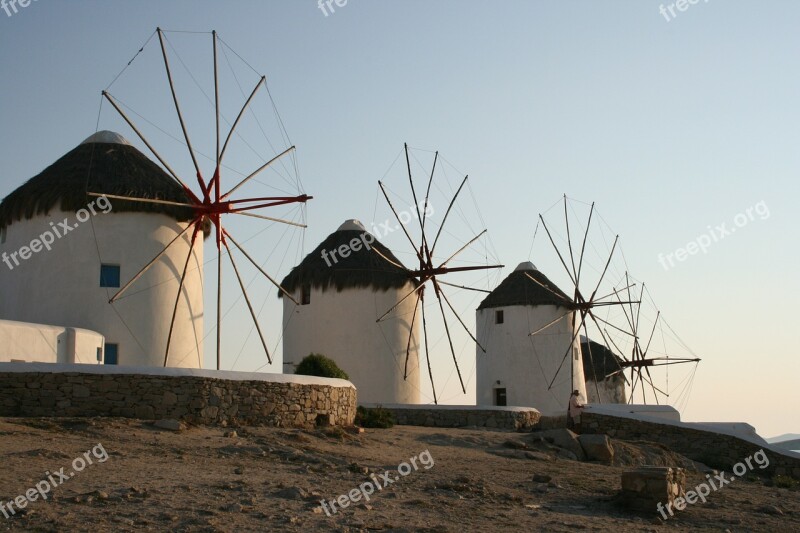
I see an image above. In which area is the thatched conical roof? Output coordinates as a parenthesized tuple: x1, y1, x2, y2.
(0, 131, 195, 230)
(581, 337, 625, 381)
(279, 219, 416, 297)
(477, 261, 573, 310)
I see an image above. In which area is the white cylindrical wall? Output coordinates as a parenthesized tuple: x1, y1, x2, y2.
(476, 304, 587, 415)
(282, 284, 420, 404)
(0, 210, 203, 368)
(586, 377, 627, 404)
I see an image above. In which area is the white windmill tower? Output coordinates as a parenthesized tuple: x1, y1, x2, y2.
(281, 219, 421, 404)
(476, 261, 587, 414)
(0, 131, 204, 368)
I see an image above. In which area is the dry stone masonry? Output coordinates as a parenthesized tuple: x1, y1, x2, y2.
(583, 412, 800, 480)
(0, 365, 357, 428)
(621, 467, 686, 512)
(368, 404, 541, 430)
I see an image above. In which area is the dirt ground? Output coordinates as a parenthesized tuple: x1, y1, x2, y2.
(0, 417, 797, 532)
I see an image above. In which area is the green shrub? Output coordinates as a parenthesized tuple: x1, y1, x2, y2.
(355, 406, 395, 429)
(771, 475, 799, 490)
(294, 353, 349, 380)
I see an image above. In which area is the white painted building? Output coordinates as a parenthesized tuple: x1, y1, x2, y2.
(0, 131, 204, 368)
(476, 261, 587, 415)
(0, 319, 104, 364)
(281, 220, 420, 404)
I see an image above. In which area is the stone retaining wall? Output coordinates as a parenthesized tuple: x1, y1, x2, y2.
(363, 404, 540, 430)
(582, 412, 800, 479)
(0, 365, 357, 428)
(621, 467, 686, 512)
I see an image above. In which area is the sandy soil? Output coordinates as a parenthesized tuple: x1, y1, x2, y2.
(0, 417, 797, 532)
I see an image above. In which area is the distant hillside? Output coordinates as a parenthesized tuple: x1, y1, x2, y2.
(767, 433, 800, 443)
(771, 439, 800, 452)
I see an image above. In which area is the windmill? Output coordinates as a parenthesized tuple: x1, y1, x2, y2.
(372, 144, 503, 404)
(606, 279, 701, 406)
(531, 196, 700, 406)
(92, 28, 310, 370)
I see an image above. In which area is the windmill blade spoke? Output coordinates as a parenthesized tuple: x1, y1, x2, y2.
(370, 245, 408, 271)
(624, 273, 637, 339)
(157, 28, 204, 190)
(590, 300, 640, 307)
(378, 180, 424, 263)
(594, 283, 637, 303)
(590, 312, 636, 338)
(582, 319, 603, 402)
(231, 211, 307, 228)
(523, 272, 574, 304)
(613, 285, 636, 332)
(219, 76, 266, 164)
(404, 292, 422, 380)
(634, 283, 646, 339)
(437, 280, 491, 294)
(430, 174, 469, 256)
(629, 369, 641, 401)
(376, 283, 424, 323)
(528, 310, 571, 337)
(433, 282, 466, 394)
(223, 240, 272, 364)
(642, 365, 664, 403)
(225, 232, 299, 305)
(644, 358, 701, 366)
(109, 219, 199, 303)
(584, 313, 629, 387)
(585, 311, 626, 373)
(421, 298, 437, 405)
(589, 234, 618, 301)
(548, 311, 586, 390)
(643, 310, 661, 356)
(604, 361, 631, 386)
(212, 30, 221, 179)
(538, 214, 577, 286)
(216, 224, 223, 370)
(164, 223, 201, 367)
(563, 195, 579, 283)
(404, 143, 433, 262)
(436, 281, 486, 352)
(438, 229, 487, 268)
(222, 146, 296, 200)
(575, 202, 595, 289)
(88, 192, 196, 209)
(101, 91, 198, 202)
(603, 329, 631, 363)
(421, 151, 437, 235)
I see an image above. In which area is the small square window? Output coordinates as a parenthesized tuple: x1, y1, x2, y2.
(104, 343, 119, 365)
(301, 284, 311, 305)
(495, 310, 504, 324)
(100, 264, 120, 288)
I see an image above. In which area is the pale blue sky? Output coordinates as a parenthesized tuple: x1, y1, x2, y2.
(1, 1, 798, 438)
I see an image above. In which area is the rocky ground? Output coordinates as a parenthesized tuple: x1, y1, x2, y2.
(0, 417, 797, 532)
